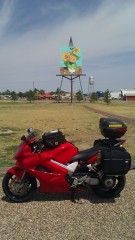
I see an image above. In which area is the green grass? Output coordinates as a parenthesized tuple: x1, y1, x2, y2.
(0, 100, 134, 167)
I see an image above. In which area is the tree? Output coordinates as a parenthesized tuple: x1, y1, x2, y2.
(39, 89, 45, 94)
(90, 92, 99, 102)
(76, 90, 83, 102)
(18, 91, 26, 98)
(3, 89, 11, 95)
(104, 89, 111, 105)
(26, 90, 35, 102)
(11, 91, 18, 102)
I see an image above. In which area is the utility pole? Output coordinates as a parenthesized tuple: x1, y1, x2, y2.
(33, 81, 35, 91)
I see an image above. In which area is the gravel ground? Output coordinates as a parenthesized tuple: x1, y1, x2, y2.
(0, 170, 135, 240)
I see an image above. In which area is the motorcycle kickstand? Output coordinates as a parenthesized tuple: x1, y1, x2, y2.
(71, 189, 81, 203)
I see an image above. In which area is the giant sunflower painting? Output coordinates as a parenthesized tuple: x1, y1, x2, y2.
(60, 47, 82, 75)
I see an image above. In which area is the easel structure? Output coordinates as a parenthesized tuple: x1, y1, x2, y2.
(56, 74, 86, 103)
(56, 37, 86, 103)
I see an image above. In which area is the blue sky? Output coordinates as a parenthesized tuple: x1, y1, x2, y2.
(0, 0, 135, 93)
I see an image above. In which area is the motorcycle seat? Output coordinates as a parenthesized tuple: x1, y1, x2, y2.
(70, 146, 99, 163)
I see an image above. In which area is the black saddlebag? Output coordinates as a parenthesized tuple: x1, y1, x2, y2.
(42, 130, 66, 148)
(101, 147, 131, 175)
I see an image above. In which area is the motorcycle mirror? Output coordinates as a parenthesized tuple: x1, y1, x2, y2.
(21, 135, 26, 141)
(27, 128, 33, 133)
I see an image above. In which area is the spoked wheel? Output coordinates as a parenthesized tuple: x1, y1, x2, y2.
(2, 172, 37, 202)
(91, 175, 126, 198)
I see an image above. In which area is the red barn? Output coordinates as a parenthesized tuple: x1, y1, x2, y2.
(38, 93, 54, 99)
(125, 93, 135, 101)
(121, 88, 135, 101)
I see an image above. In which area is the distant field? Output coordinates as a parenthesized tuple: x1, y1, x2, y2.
(84, 100, 135, 118)
(0, 100, 135, 166)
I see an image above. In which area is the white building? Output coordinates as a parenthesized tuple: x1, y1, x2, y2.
(120, 87, 135, 100)
(110, 91, 121, 99)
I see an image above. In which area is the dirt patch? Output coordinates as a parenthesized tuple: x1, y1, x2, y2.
(0, 129, 14, 135)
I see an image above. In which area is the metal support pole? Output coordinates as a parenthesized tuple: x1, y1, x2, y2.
(79, 75, 84, 100)
(58, 76, 63, 103)
(56, 74, 86, 103)
(71, 76, 73, 103)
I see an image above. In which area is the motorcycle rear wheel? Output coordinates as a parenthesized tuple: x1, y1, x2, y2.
(2, 172, 37, 203)
(91, 175, 126, 198)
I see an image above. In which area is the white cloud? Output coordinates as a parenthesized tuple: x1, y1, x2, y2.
(0, 0, 14, 40)
(41, 0, 70, 15)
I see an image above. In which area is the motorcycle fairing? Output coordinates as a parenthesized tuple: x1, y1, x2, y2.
(50, 160, 78, 176)
(43, 142, 78, 164)
(27, 168, 70, 192)
(7, 166, 70, 192)
(7, 167, 24, 179)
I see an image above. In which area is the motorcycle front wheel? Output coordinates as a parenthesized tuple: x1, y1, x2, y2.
(91, 175, 126, 198)
(2, 172, 37, 203)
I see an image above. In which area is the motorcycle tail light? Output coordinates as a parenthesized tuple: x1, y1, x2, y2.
(116, 127, 127, 132)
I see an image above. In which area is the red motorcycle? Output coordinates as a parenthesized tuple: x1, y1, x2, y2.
(2, 118, 131, 203)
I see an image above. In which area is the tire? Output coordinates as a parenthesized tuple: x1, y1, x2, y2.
(91, 175, 126, 198)
(2, 172, 37, 203)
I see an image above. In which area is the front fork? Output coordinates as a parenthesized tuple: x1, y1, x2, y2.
(19, 170, 26, 183)
(7, 167, 26, 181)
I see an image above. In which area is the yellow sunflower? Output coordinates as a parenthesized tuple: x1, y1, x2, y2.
(62, 52, 71, 61)
(72, 47, 80, 55)
(69, 55, 77, 63)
